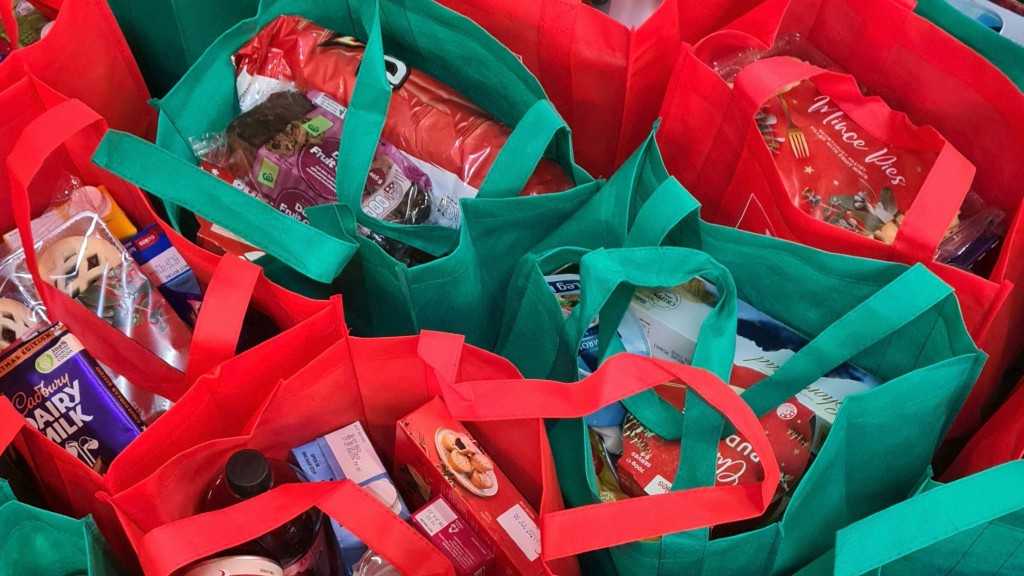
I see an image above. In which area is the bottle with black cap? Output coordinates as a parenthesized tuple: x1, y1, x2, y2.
(202, 449, 330, 576)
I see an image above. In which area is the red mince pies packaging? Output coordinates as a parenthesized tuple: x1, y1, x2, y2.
(394, 397, 544, 576)
(756, 75, 942, 243)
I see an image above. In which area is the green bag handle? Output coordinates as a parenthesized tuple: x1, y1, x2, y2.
(740, 263, 954, 419)
(623, 176, 703, 249)
(92, 130, 359, 284)
(570, 247, 737, 382)
(796, 460, 1024, 576)
(621, 173, 960, 419)
(325, 0, 588, 252)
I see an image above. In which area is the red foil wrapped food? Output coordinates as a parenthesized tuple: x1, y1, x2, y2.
(233, 15, 572, 196)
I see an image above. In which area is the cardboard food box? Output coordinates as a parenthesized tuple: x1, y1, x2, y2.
(628, 278, 880, 449)
(292, 421, 409, 576)
(411, 496, 495, 576)
(394, 397, 544, 576)
(616, 386, 814, 501)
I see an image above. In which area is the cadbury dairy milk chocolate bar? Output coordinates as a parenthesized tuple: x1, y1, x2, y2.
(0, 324, 144, 471)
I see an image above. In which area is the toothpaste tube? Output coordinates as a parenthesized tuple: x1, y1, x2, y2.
(123, 225, 203, 328)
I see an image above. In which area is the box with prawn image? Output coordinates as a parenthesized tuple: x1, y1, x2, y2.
(394, 397, 544, 576)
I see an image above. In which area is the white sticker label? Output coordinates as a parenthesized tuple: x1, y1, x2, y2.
(414, 499, 457, 537)
(497, 504, 541, 561)
(324, 422, 385, 485)
(313, 92, 348, 120)
(140, 248, 189, 285)
(643, 474, 673, 495)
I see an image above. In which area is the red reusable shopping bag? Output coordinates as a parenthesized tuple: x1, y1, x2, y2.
(4, 84, 328, 400)
(1, 81, 340, 566)
(0, 0, 154, 138)
(656, 0, 1024, 439)
(432, 0, 684, 177)
(109, 330, 779, 575)
(944, 374, 1024, 479)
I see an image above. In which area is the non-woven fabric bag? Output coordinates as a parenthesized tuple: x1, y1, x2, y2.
(915, 0, 1024, 90)
(93, 0, 591, 297)
(104, 330, 561, 574)
(0, 0, 154, 138)
(109, 328, 779, 575)
(5, 88, 330, 401)
(0, 478, 123, 576)
(943, 371, 1024, 479)
(3, 87, 345, 568)
(104, 0, 260, 96)
(499, 133, 985, 575)
(656, 0, 1024, 438)
(431, 0, 685, 177)
(0, 293, 346, 570)
(796, 460, 1024, 575)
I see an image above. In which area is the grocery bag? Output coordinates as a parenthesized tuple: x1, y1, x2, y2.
(796, 460, 1024, 575)
(915, 0, 1024, 90)
(93, 0, 591, 295)
(433, 0, 689, 177)
(2, 84, 345, 568)
(656, 0, 1024, 437)
(500, 134, 985, 574)
(109, 327, 779, 575)
(0, 478, 123, 575)
(0, 0, 154, 138)
(5, 86, 329, 400)
(105, 0, 260, 96)
(943, 370, 1024, 479)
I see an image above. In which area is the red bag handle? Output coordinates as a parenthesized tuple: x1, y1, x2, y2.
(422, 340, 781, 559)
(1, 0, 19, 51)
(0, 399, 24, 453)
(6, 99, 260, 400)
(732, 56, 975, 261)
(138, 481, 455, 576)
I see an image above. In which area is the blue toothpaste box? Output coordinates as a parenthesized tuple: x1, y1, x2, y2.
(292, 421, 409, 575)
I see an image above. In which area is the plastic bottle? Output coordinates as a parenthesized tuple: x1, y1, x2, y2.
(202, 449, 330, 576)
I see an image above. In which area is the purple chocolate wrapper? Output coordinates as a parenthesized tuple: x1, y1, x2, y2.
(0, 324, 144, 471)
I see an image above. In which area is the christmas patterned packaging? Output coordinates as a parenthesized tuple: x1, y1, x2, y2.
(0, 213, 193, 372)
(756, 77, 946, 244)
(616, 383, 814, 532)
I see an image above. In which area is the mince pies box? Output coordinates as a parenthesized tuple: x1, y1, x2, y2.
(394, 397, 544, 576)
(292, 421, 409, 575)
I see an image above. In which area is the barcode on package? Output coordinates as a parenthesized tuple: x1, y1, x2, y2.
(414, 499, 457, 537)
(497, 504, 541, 561)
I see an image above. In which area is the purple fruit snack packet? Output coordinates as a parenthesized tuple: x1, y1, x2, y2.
(0, 324, 145, 473)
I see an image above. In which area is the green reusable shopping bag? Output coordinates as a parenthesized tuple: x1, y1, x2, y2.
(0, 480, 123, 576)
(502, 133, 986, 575)
(93, 0, 590, 298)
(796, 460, 1024, 575)
(915, 0, 1024, 91)
(106, 0, 260, 96)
